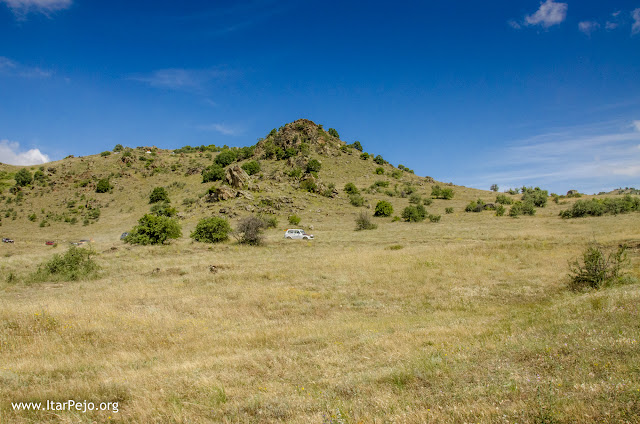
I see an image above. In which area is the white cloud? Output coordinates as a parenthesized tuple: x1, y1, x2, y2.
(525, 0, 568, 28)
(0, 56, 52, 79)
(0, 139, 50, 166)
(130, 67, 232, 93)
(1, 0, 71, 16)
(196, 123, 243, 136)
(507, 19, 522, 29)
(632, 8, 640, 35)
(578, 21, 599, 35)
(633, 120, 640, 132)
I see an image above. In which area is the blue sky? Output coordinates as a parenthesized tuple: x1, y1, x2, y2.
(1, 0, 639, 194)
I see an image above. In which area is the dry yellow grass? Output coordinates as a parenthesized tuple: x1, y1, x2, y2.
(1, 150, 640, 423)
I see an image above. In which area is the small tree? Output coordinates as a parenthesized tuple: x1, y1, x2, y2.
(202, 164, 225, 183)
(402, 204, 427, 222)
(14, 168, 32, 187)
(125, 214, 182, 245)
(350, 141, 363, 151)
(191, 217, 231, 243)
(113, 144, 124, 152)
(374, 200, 393, 217)
(149, 187, 170, 204)
(100, 151, 111, 157)
(360, 152, 369, 160)
(96, 178, 112, 193)
(568, 244, 629, 291)
(490, 184, 499, 192)
(214, 149, 238, 167)
(373, 155, 385, 165)
(375, 167, 384, 175)
(236, 216, 265, 245)
(328, 128, 339, 138)
(306, 159, 322, 173)
(241, 160, 261, 176)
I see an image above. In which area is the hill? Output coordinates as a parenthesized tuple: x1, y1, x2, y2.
(1, 119, 640, 423)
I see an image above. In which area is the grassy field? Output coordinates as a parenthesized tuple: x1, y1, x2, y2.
(1, 193, 639, 423)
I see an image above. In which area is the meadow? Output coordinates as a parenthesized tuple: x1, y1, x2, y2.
(1, 195, 639, 423)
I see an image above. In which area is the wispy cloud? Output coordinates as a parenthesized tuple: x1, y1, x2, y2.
(1, 0, 71, 17)
(458, 121, 640, 194)
(632, 8, 640, 35)
(525, 0, 568, 28)
(196, 123, 244, 136)
(0, 139, 50, 165)
(0, 56, 52, 78)
(129, 67, 233, 93)
(578, 21, 599, 36)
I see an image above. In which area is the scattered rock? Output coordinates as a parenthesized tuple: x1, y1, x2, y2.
(225, 165, 250, 188)
(236, 190, 254, 201)
(209, 265, 218, 273)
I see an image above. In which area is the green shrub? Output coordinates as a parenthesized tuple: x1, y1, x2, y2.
(288, 168, 302, 180)
(391, 170, 403, 179)
(559, 196, 640, 218)
(15, 168, 32, 187)
(125, 214, 181, 245)
(344, 182, 359, 195)
(373, 180, 389, 188)
(506, 188, 519, 195)
(236, 216, 265, 245)
(349, 194, 365, 206)
(509, 201, 536, 217)
(306, 159, 322, 173)
(355, 211, 377, 230)
(490, 184, 499, 192)
(402, 204, 426, 222)
(261, 215, 278, 229)
(150, 202, 177, 217)
(409, 193, 422, 204)
(328, 128, 339, 138)
(465, 199, 485, 213)
(190, 217, 231, 243)
(214, 149, 238, 167)
(113, 144, 124, 152)
(202, 164, 225, 183)
(428, 214, 441, 223)
(288, 215, 301, 225)
(568, 244, 629, 291)
(360, 152, 369, 160)
(96, 178, 112, 193)
(32, 246, 99, 282)
(375, 167, 384, 175)
(149, 187, 170, 204)
(521, 187, 548, 207)
(495, 194, 513, 205)
(373, 155, 385, 165)
(495, 204, 505, 216)
(423, 198, 433, 206)
(350, 141, 363, 151)
(28, 213, 37, 222)
(182, 197, 197, 207)
(431, 185, 454, 200)
(445, 207, 454, 214)
(300, 179, 317, 193)
(374, 200, 393, 217)
(241, 160, 261, 176)
(100, 151, 111, 157)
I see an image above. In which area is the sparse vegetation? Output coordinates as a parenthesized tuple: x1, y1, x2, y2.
(568, 243, 630, 291)
(288, 214, 301, 225)
(349, 194, 365, 206)
(235, 216, 266, 245)
(559, 196, 640, 218)
(509, 201, 536, 217)
(495, 194, 513, 205)
(355, 211, 377, 230)
(445, 207, 454, 214)
(30, 246, 99, 283)
(149, 187, 170, 204)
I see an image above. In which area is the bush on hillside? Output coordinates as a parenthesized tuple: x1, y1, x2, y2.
(191, 217, 231, 243)
(202, 164, 225, 183)
(495, 204, 505, 216)
(431, 185, 454, 200)
(150, 202, 177, 217)
(509, 201, 535, 217)
(375, 167, 384, 175)
(125, 214, 181, 245)
(360, 152, 369, 160)
(465, 199, 485, 213)
(149, 187, 170, 204)
(349, 194, 365, 206)
(15, 168, 32, 187)
(490, 184, 499, 192)
(568, 244, 630, 291)
(350, 141, 363, 151)
(113, 144, 124, 152)
(344, 182, 359, 195)
(445, 207, 454, 214)
(288, 215, 301, 225)
(409, 193, 422, 204)
(241, 160, 261, 176)
(559, 196, 640, 218)
(214, 149, 238, 167)
(100, 151, 111, 157)
(306, 159, 322, 173)
(495, 194, 513, 205)
(96, 178, 112, 193)
(260, 215, 278, 229)
(521, 187, 548, 207)
(373, 155, 385, 165)
(328, 128, 339, 138)
(402, 204, 427, 222)
(374, 200, 393, 217)
(355, 211, 377, 230)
